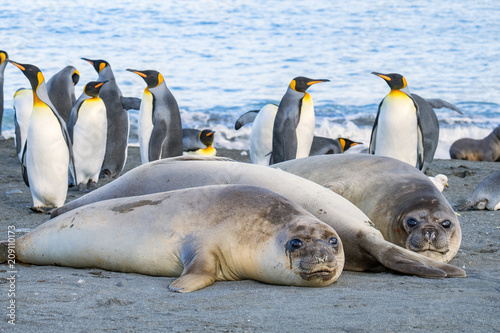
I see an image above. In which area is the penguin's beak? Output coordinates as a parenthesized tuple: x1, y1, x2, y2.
(81, 58, 94, 65)
(371, 72, 391, 82)
(307, 79, 330, 86)
(126, 69, 147, 78)
(8, 60, 25, 71)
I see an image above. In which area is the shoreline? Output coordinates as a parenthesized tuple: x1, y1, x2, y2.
(0, 138, 499, 331)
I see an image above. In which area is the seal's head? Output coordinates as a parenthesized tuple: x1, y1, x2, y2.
(395, 197, 461, 262)
(257, 215, 344, 287)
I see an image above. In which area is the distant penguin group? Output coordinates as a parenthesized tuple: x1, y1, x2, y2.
(1, 50, 488, 214)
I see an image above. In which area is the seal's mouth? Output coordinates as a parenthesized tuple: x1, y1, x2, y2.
(300, 269, 336, 281)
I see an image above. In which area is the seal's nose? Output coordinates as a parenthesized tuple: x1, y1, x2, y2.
(423, 228, 437, 241)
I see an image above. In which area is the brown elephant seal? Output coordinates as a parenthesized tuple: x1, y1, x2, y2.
(7, 185, 344, 292)
(273, 154, 462, 263)
(449, 125, 500, 161)
(52, 156, 465, 278)
(458, 171, 500, 211)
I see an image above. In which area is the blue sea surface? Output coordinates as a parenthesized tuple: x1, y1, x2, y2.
(1, 0, 499, 158)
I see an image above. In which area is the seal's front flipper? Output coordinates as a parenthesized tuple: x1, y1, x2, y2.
(368, 237, 466, 278)
(169, 273, 216, 293)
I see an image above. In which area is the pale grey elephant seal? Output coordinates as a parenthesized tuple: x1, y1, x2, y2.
(52, 156, 465, 278)
(8, 185, 344, 292)
(458, 171, 500, 211)
(449, 125, 500, 161)
(273, 154, 462, 263)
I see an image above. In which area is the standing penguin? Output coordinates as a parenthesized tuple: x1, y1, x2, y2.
(67, 81, 108, 191)
(9, 60, 74, 212)
(13, 88, 33, 162)
(46, 65, 79, 123)
(270, 76, 329, 164)
(0, 50, 8, 139)
(82, 58, 129, 179)
(126, 69, 183, 164)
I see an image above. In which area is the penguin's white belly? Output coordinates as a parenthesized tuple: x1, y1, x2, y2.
(374, 94, 418, 166)
(73, 99, 107, 185)
(138, 91, 154, 164)
(295, 96, 315, 159)
(26, 106, 69, 208)
(13, 89, 33, 161)
(250, 104, 278, 165)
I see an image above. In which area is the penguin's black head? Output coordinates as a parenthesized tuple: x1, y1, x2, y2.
(126, 69, 164, 88)
(372, 72, 408, 90)
(8, 60, 44, 91)
(290, 76, 330, 92)
(0, 51, 8, 65)
(72, 69, 80, 86)
(84, 80, 108, 97)
(82, 58, 110, 74)
(199, 129, 215, 146)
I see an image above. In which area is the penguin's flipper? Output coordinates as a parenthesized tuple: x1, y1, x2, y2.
(148, 120, 168, 161)
(368, 101, 382, 154)
(280, 117, 299, 161)
(20, 143, 29, 187)
(14, 112, 22, 158)
(425, 98, 463, 115)
(412, 94, 439, 172)
(121, 96, 141, 110)
(234, 110, 259, 130)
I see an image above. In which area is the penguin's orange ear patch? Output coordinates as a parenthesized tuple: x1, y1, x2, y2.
(289, 79, 297, 91)
(37, 71, 45, 89)
(0, 52, 6, 64)
(99, 62, 106, 73)
(157, 73, 164, 86)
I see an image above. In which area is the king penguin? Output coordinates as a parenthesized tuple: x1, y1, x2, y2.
(13, 88, 33, 162)
(0, 50, 8, 139)
(369, 72, 462, 172)
(8, 60, 75, 212)
(309, 136, 361, 156)
(46, 65, 79, 123)
(270, 76, 329, 164)
(235, 104, 278, 165)
(67, 81, 108, 191)
(127, 68, 183, 164)
(182, 129, 216, 156)
(82, 58, 129, 179)
(369, 72, 422, 168)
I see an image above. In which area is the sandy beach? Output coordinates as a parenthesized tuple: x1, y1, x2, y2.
(1, 138, 499, 332)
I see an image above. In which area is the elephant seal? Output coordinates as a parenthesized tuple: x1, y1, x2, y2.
(8, 185, 344, 292)
(449, 125, 500, 161)
(52, 156, 465, 278)
(458, 171, 500, 211)
(273, 154, 462, 263)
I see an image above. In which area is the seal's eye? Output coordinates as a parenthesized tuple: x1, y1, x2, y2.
(328, 236, 339, 247)
(406, 218, 419, 228)
(441, 220, 452, 229)
(288, 239, 303, 250)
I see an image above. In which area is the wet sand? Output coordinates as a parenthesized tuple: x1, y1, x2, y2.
(0, 138, 499, 332)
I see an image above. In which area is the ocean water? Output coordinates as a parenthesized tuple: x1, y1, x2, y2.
(1, 0, 499, 158)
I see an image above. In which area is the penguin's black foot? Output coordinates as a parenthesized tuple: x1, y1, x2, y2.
(30, 206, 53, 214)
(87, 181, 97, 191)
